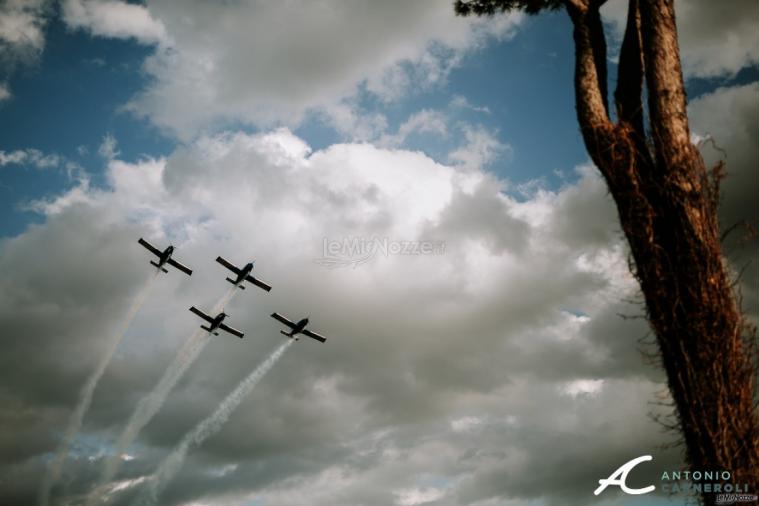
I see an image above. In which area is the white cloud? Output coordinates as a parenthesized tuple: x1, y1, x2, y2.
(0, 82, 10, 101)
(0, 0, 47, 56)
(395, 486, 447, 505)
(320, 101, 389, 143)
(61, 0, 168, 45)
(378, 109, 449, 147)
(106, 476, 146, 495)
(562, 379, 605, 397)
(25, 176, 93, 216)
(0, 148, 60, 169)
(0, 0, 49, 99)
(97, 133, 120, 160)
(451, 95, 491, 115)
(126, 0, 523, 138)
(448, 124, 509, 171)
(450, 415, 483, 432)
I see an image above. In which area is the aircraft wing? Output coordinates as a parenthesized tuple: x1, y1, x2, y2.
(216, 256, 241, 275)
(167, 258, 193, 276)
(219, 322, 244, 339)
(138, 238, 162, 257)
(189, 306, 214, 323)
(270, 312, 296, 329)
(246, 275, 272, 292)
(301, 328, 327, 343)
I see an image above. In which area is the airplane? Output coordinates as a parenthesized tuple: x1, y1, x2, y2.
(189, 306, 244, 338)
(138, 238, 193, 276)
(270, 313, 326, 343)
(216, 256, 272, 292)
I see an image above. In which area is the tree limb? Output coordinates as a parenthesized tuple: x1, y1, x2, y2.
(638, 0, 692, 171)
(563, 0, 588, 16)
(566, 1, 613, 171)
(614, 0, 645, 136)
(587, 5, 609, 115)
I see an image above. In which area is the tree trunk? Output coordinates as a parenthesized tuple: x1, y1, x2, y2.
(567, 0, 758, 501)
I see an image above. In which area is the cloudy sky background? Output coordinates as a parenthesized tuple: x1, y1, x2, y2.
(0, 1, 757, 505)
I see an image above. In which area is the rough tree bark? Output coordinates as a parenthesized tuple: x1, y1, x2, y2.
(457, 0, 758, 502)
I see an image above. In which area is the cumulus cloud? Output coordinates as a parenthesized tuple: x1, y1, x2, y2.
(0, 127, 688, 505)
(61, 0, 168, 45)
(378, 109, 449, 147)
(0, 0, 50, 97)
(320, 100, 390, 143)
(448, 124, 509, 171)
(126, 0, 523, 138)
(0, 0, 48, 60)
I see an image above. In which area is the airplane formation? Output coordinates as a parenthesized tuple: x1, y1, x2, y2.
(139, 237, 328, 343)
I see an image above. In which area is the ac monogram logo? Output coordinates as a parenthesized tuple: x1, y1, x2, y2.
(594, 455, 656, 496)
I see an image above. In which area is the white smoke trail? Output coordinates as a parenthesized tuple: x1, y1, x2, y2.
(86, 286, 238, 505)
(39, 271, 159, 506)
(134, 340, 293, 506)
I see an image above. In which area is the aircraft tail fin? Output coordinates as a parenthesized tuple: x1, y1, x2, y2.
(280, 330, 291, 337)
(225, 277, 245, 289)
(150, 261, 169, 273)
(201, 325, 212, 332)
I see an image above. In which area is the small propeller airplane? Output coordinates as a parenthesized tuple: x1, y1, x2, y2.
(189, 306, 244, 338)
(138, 238, 193, 276)
(270, 313, 327, 343)
(216, 256, 272, 292)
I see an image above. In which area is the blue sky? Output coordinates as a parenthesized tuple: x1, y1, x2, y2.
(1, 1, 758, 505)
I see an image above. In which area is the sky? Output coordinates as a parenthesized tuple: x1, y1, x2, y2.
(0, 1, 758, 505)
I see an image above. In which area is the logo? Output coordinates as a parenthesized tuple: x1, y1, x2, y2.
(596, 457, 752, 499)
(594, 455, 655, 496)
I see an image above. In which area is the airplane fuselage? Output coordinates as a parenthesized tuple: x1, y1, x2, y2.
(207, 313, 227, 333)
(232, 262, 254, 284)
(286, 318, 309, 337)
(158, 245, 174, 267)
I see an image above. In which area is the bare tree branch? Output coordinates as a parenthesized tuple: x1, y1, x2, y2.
(614, 0, 645, 136)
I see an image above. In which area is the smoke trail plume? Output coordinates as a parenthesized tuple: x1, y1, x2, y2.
(39, 271, 159, 506)
(87, 286, 238, 505)
(135, 340, 293, 506)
